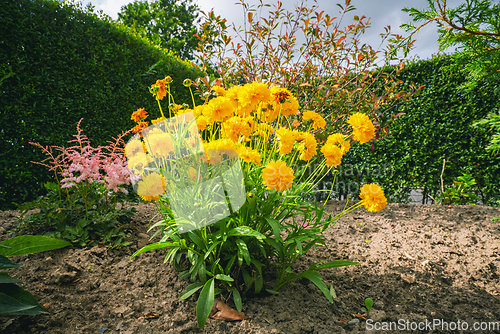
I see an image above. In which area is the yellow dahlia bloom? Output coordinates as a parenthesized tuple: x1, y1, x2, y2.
(237, 146, 262, 165)
(359, 183, 387, 212)
(239, 82, 271, 110)
(347, 113, 375, 144)
(262, 161, 294, 192)
(208, 96, 234, 123)
(276, 127, 296, 155)
(151, 116, 166, 125)
(196, 115, 210, 131)
(222, 116, 252, 142)
(137, 172, 166, 201)
(127, 152, 150, 174)
(326, 133, 351, 154)
(145, 131, 174, 158)
(125, 139, 145, 157)
(212, 85, 226, 97)
(269, 86, 299, 117)
(295, 131, 318, 161)
(302, 110, 326, 129)
(321, 143, 343, 167)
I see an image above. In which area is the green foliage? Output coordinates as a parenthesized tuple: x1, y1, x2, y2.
(475, 112, 500, 155)
(337, 55, 500, 205)
(400, 0, 500, 90)
(361, 297, 374, 313)
(0, 235, 71, 315)
(0, 0, 202, 210)
(439, 173, 480, 205)
(15, 182, 136, 247)
(118, 0, 200, 60)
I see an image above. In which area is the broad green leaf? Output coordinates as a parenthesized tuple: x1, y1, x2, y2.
(0, 284, 48, 315)
(130, 242, 178, 259)
(365, 297, 374, 311)
(297, 270, 333, 303)
(231, 288, 242, 312)
(180, 282, 204, 300)
(266, 289, 280, 295)
(235, 239, 250, 265)
(215, 274, 234, 282)
(241, 268, 251, 287)
(187, 230, 205, 250)
(0, 235, 71, 257)
(228, 226, 265, 239)
(0, 255, 22, 270)
(0, 272, 22, 284)
(264, 217, 282, 241)
(196, 278, 214, 328)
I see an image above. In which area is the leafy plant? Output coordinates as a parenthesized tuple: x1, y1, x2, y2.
(128, 77, 388, 328)
(0, 235, 71, 315)
(439, 173, 479, 205)
(194, 0, 419, 142)
(361, 297, 374, 313)
(15, 119, 136, 247)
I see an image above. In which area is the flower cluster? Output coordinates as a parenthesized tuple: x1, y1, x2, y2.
(127, 79, 387, 212)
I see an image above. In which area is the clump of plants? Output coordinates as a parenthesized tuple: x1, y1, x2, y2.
(127, 77, 388, 327)
(15, 120, 137, 247)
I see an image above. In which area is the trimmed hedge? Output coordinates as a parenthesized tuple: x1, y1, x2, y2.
(0, 0, 202, 209)
(333, 55, 500, 205)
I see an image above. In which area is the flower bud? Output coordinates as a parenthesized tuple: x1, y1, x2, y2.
(165, 76, 173, 84)
(183, 78, 192, 87)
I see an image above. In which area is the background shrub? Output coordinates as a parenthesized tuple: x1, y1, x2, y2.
(0, 0, 202, 209)
(331, 55, 500, 205)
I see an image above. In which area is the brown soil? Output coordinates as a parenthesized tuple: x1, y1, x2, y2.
(1, 201, 500, 334)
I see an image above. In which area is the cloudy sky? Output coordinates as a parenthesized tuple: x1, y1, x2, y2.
(80, 0, 461, 60)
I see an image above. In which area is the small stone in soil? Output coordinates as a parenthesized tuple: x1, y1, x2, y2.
(348, 318, 360, 325)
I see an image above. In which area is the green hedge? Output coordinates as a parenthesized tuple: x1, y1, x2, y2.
(332, 55, 500, 205)
(0, 0, 202, 209)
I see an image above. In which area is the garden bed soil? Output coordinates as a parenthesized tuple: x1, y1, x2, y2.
(1, 201, 500, 334)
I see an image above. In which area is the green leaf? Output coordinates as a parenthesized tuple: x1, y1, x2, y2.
(214, 274, 234, 282)
(264, 217, 282, 241)
(365, 297, 374, 311)
(297, 270, 333, 303)
(180, 282, 204, 300)
(196, 278, 214, 328)
(265, 289, 280, 295)
(0, 284, 48, 315)
(130, 242, 178, 259)
(231, 288, 242, 312)
(0, 272, 22, 284)
(0, 235, 71, 257)
(235, 239, 250, 265)
(228, 226, 265, 239)
(0, 255, 22, 270)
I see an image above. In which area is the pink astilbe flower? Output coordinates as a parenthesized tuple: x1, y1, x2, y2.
(30, 118, 132, 195)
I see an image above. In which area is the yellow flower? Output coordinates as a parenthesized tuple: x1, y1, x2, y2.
(222, 116, 252, 142)
(269, 86, 299, 117)
(196, 115, 210, 131)
(151, 116, 166, 125)
(203, 139, 238, 164)
(347, 113, 375, 144)
(145, 131, 174, 158)
(276, 127, 296, 155)
(326, 133, 351, 154)
(131, 108, 148, 123)
(137, 172, 166, 201)
(239, 82, 271, 110)
(127, 152, 149, 174)
(262, 161, 294, 192)
(237, 146, 262, 165)
(359, 183, 387, 212)
(321, 143, 343, 167)
(208, 96, 234, 123)
(295, 131, 318, 161)
(302, 110, 326, 129)
(125, 139, 145, 157)
(212, 85, 226, 97)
